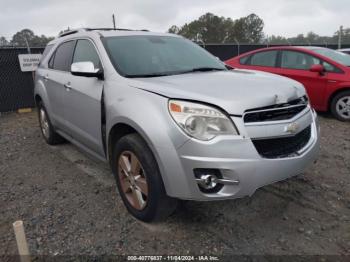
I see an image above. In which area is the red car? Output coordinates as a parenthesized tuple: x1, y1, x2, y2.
(226, 46, 350, 121)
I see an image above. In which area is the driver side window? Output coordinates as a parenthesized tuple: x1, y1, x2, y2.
(73, 39, 102, 70)
(322, 61, 340, 73)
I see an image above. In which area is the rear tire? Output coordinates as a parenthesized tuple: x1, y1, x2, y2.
(37, 101, 65, 145)
(112, 133, 178, 222)
(330, 90, 350, 121)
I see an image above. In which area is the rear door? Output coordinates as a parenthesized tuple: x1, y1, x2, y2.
(45, 40, 76, 129)
(63, 39, 105, 157)
(279, 50, 327, 109)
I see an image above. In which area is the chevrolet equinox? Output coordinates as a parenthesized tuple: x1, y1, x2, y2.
(35, 28, 320, 222)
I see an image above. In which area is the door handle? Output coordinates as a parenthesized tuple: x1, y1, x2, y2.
(64, 82, 72, 91)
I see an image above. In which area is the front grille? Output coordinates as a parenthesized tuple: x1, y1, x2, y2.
(244, 96, 308, 123)
(252, 126, 311, 159)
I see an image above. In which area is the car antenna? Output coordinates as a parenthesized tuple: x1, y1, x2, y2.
(112, 14, 116, 30)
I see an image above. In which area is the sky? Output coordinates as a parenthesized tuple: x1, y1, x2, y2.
(0, 0, 348, 40)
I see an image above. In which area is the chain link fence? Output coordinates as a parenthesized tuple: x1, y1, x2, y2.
(0, 47, 43, 113)
(1, 44, 350, 113)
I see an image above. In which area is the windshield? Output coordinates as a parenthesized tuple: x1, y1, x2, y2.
(313, 48, 350, 66)
(103, 35, 227, 77)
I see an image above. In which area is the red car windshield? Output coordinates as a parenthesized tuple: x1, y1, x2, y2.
(313, 48, 350, 67)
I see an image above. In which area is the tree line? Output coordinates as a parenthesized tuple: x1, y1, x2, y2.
(1, 14, 349, 47)
(168, 12, 349, 45)
(0, 29, 54, 47)
(168, 13, 264, 44)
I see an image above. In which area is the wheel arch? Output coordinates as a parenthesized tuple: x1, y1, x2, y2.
(107, 118, 162, 169)
(34, 79, 52, 116)
(328, 87, 350, 111)
(35, 94, 42, 106)
(106, 117, 178, 197)
(107, 122, 138, 166)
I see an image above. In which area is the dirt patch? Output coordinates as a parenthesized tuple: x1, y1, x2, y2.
(0, 111, 349, 257)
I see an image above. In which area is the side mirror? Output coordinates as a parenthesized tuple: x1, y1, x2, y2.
(71, 62, 104, 80)
(309, 64, 325, 74)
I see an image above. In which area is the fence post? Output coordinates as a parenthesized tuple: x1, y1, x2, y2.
(234, 38, 240, 56)
(13, 220, 30, 262)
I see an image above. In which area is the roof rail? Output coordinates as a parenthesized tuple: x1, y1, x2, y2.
(85, 27, 149, 32)
(58, 27, 150, 37)
(58, 28, 87, 37)
(85, 27, 118, 31)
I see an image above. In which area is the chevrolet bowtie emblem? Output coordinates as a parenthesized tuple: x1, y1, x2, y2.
(284, 122, 300, 134)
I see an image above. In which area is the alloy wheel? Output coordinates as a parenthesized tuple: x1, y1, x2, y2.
(40, 108, 50, 139)
(118, 151, 148, 210)
(336, 96, 350, 119)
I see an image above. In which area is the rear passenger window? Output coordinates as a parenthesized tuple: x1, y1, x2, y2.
(250, 51, 278, 67)
(73, 40, 101, 69)
(281, 51, 320, 70)
(52, 41, 76, 71)
(322, 61, 341, 73)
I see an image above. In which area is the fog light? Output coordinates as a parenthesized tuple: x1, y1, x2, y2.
(194, 168, 240, 194)
(194, 169, 223, 193)
(198, 174, 218, 189)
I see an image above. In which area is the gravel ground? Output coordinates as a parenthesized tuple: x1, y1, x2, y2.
(0, 111, 349, 259)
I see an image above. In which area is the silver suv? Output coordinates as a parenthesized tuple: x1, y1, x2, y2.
(35, 28, 320, 222)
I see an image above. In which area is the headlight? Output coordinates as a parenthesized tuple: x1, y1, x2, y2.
(168, 100, 239, 141)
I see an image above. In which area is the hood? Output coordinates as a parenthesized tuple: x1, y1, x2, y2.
(129, 69, 306, 115)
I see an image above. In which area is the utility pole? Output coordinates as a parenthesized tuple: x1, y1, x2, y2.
(338, 25, 343, 49)
(112, 14, 116, 30)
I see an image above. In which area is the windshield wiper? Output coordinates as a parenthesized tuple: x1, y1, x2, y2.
(126, 73, 172, 78)
(181, 67, 227, 74)
(126, 67, 227, 78)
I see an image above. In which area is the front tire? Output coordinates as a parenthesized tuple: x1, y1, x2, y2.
(331, 90, 350, 121)
(37, 101, 65, 145)
(112, 133, 178, 222)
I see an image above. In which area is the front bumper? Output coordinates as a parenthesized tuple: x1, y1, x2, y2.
(168, 108, 320, 201)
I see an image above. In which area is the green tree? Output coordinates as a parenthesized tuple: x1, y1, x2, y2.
(168, 13, 264, 44)
(229, 14, 264, 43)
(168, 25, 180, 34)
(171, 13, 234, 43)
(11, 29, 54, 47)
(0, 36, 9, 46)
(11, 29, 36, 47)
(306, 31, 319, 43)
(268, 35, 289, 45)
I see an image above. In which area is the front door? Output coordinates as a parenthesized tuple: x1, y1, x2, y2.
(63, 39, 105, 157)
(279, 50, 327, 109)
